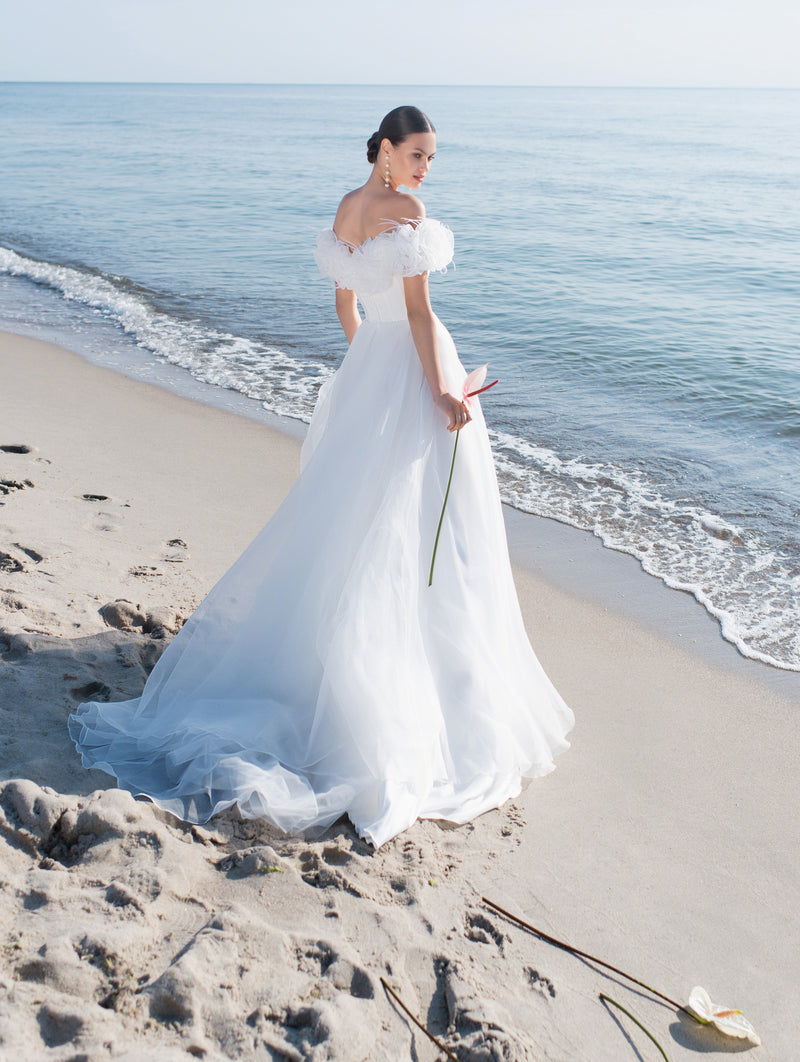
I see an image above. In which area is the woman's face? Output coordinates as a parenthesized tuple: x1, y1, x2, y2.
(384, 132, 437, 191)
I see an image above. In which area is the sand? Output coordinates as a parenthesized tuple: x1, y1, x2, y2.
(1, 329, 797, 1061)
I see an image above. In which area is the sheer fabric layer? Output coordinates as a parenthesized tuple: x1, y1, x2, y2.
(69, 220, 573, 848)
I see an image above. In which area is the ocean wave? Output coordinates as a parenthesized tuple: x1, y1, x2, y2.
(0, 244, 331, 422)
(490, 428, 800, 673)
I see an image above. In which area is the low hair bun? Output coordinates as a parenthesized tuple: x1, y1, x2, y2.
(366, 131, 381, 164)
(366, 107, 435, 168)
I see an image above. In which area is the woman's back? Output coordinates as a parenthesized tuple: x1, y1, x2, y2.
(332, 185, 424, 249)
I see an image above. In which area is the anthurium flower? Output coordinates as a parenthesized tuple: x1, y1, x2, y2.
(462, 364, 498, 406)
(428, 366, 498, 586)
(482, 898, 765, 1054)
(686, 986, 761, 1045)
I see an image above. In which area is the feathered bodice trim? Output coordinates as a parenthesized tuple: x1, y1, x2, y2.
(315, 218, 454, 295)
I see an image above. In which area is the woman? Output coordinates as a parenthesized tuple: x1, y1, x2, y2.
(69, 106, 573, 848)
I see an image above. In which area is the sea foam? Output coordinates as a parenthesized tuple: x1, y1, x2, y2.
(0, 244, 331, 422)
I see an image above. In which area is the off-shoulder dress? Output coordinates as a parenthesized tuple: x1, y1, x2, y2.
(69, 218, 573, 848)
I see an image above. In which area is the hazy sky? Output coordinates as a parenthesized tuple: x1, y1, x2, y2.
(2, 0, 798, 87)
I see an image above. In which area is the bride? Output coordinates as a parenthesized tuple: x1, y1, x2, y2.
(69, 106, 574, 849)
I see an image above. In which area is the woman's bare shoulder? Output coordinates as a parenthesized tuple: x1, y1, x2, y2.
(332, 188, 427, 244)
(332, 189, 361, 228)
(383, 192, 426, 225)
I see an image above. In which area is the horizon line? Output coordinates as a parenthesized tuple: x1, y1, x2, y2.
(2, 80, 799, 91)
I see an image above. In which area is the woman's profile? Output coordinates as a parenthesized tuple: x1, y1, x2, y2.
(69, 106, 574, 848)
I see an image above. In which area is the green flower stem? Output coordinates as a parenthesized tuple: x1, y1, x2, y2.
(600, 995, 671, 1062)
(428, 429, 460, 587)
(481, 897, 699, 1022)
(380, 977, 460, 1062)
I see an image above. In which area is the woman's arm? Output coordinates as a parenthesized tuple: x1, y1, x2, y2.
(335, 287, 361, 344)
(404, 272, 470, 433)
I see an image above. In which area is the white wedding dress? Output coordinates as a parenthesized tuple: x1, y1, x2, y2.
(69, 218, 573, 848)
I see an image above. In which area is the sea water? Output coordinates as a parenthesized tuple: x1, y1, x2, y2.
(1, 83, 798, 670)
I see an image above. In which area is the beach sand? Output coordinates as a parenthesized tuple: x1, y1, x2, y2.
(1, 329, 797, 1061)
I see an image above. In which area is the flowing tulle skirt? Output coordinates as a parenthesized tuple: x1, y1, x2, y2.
(69, 316, 573, 847)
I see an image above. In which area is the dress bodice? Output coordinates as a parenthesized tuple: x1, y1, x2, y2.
(315, 218, 454, 323)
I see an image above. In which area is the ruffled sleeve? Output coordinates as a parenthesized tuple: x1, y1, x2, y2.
(315, 218, 454, 295)
(314, 229, 366, 292)
(393, 218, 454, 277)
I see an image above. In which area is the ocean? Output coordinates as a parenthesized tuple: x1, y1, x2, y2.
(1, 83, 798, 671)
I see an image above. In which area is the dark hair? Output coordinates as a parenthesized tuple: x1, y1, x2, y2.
(366, 106, 435, 164)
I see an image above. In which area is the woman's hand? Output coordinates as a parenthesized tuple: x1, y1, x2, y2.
(436, 392, 472, 432)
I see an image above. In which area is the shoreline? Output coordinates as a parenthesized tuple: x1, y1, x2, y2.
(1, 328, 798, 1060)
(4, 318, 796, 694)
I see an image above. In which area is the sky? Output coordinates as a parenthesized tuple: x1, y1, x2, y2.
(1, 0, 798, 87)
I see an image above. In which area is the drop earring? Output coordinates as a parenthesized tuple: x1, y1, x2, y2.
(384, 153, 391, 189)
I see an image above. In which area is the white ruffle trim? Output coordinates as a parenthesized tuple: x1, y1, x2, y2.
(315, 217, 454, 295)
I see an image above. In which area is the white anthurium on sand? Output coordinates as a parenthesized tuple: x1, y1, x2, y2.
(481, 900, 765, 1056)
(686, 986, 761, 1046)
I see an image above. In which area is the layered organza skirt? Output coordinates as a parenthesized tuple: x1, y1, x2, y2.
(69, 316, 573, 847)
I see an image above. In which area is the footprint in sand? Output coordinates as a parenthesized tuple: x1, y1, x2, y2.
(294, 941, 375, 999)
(78, 492, 128, 532)
(441, 963, 538, 1061)
(0, 478, 34, 497)
(464, 910, 506, 951)
(70, 680, 113, 703)
(296, 839, 422, 906)
(0, 543, 46, 573)
(129, 565, 163, 579)
(499, 802, 527, 846)
(0, 551, 25, 573)
(299, 849, 363, 898)
(527, 967, 557, 998)
(91, 511, 124, 532)
(0, 448, 36, 502)
(163, 537, 190, 563)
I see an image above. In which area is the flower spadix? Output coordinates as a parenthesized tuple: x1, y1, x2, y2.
(686, 986, 761, 1045)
